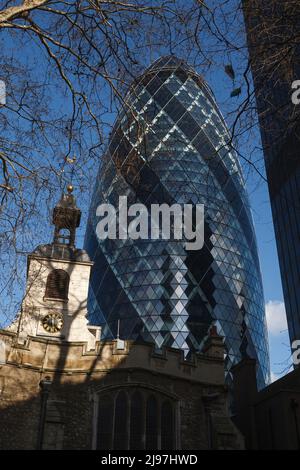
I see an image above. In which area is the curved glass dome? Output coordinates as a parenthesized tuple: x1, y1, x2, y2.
(84, 56, 270, 388)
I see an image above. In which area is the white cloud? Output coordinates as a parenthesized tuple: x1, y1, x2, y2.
(265, 300, 288, 336)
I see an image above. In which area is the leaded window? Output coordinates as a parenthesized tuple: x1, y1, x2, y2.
(96, 388, 177, 450)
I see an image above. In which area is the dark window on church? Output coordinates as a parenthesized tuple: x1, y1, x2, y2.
(130, 391, 144, 450)
(113, 391, 128, 449)
(161, 400, 174, 449)
(97, 395, 114, 450)
(146, 395, 158, 449)
(45, 269, 69, 300)
(96, 388, 176, 450)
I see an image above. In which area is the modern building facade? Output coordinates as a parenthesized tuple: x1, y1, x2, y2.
(84, 56, 270, 388)
(243, 1, 300, 345)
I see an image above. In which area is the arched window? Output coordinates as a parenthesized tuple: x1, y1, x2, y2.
(130, 391, 144, 450)
(96, 388, 177, 450)
(146, 395, 158, 449)
(113, 391, 128, 450)
(161, 400, 174, 449)
(57, 228, 71, 245)
(45, 269, 69, 300)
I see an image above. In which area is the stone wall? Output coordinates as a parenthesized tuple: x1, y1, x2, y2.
(0, 332, 243, 450)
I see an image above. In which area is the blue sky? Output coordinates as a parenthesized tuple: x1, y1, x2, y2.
(247, 168, 291, 380)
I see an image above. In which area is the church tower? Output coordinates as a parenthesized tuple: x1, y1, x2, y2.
(10, 185, 100, 348)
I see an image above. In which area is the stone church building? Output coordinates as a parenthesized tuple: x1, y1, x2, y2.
(0, 187, 243, 450)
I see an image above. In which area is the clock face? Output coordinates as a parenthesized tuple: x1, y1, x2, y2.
(42, 312, 63, 333)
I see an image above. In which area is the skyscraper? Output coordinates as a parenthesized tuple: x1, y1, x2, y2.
(243, 1, 300, 345)
(84, 56, 270, 388)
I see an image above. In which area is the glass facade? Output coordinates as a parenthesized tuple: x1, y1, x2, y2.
(84, 56, 270, 388)
(243, 1, 300, 346)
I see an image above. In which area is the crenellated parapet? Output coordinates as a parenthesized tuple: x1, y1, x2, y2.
(0, 329, 225, 386)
